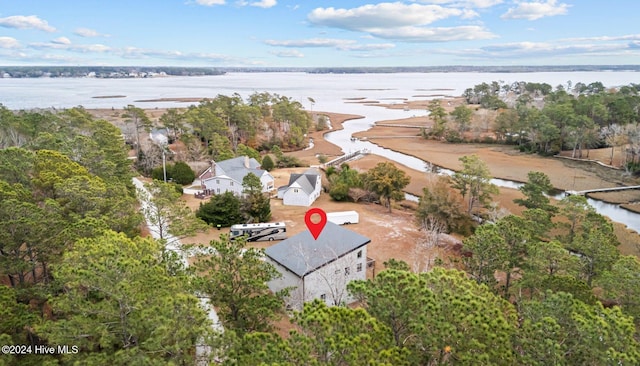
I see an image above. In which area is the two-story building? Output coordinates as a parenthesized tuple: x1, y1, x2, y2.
(199, 156, 274, 196)
(264, 222, 370, 310)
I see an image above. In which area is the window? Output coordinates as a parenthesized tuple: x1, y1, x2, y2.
(230, 181, 234, 186)
(293, 188, 299, 193)
(216, 188, 220, 194)
(216, 179, 220, 184)
(357, 263, 363, 272)
(357, 250, 362, 258)
(320, 294, 326, 300)
(344, 267, 350, 276)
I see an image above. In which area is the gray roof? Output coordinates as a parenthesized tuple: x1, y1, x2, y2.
(287, 169, 319, 195)
(216, 156, 265, 184)
(264, 222, 370, 277)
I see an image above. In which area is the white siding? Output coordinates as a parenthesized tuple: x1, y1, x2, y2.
(302, 246, 367, 307)
(202, 176, 243, 196)
(268, 245, 368, 310)
(260, 172, 275, 193)
(266, 260, 304, 310)
(282, 183, 312, 207)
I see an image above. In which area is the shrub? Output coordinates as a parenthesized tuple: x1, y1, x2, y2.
(276, 155, 305, 168)
(171, 161, 196, 185)
(196, 191, 243, 227)
(261, 155, 275, 171)
(316, 115, 328, 131)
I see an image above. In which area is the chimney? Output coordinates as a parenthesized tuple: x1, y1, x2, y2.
(244, 155, 250, 169)
(211, 160, 216, 177)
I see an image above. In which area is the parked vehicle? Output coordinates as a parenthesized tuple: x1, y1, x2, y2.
(327, 211, 359, 225)
(230, 222, 287, 242)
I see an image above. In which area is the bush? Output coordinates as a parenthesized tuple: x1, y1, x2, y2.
(150, 161, 195, 185)
(171, 161, 195, 185)
(276, 155, 305, 168)
(261, 155, 275, 171)
(317, 154, 328, 164)
(151, 165, 170, 181)
(444, 130, 463, 143)
(316, 115, 328, 131)
(196, 191, 243, 227)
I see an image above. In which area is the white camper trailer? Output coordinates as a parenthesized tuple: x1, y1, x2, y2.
(326, 211, 359, 225)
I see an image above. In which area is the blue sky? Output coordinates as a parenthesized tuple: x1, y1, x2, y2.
(0, 0, 639, 67)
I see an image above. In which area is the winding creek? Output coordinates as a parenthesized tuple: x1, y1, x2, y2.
(323, 103, 640, 235)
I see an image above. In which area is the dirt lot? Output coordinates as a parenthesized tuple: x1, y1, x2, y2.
(181, 166, 461, 277)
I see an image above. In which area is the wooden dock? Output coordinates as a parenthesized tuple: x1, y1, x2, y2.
(565, 185, 640, 196)
(323, 149, 369, 168)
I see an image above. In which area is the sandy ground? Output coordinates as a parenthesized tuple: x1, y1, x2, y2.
(181, 166, 461, 278)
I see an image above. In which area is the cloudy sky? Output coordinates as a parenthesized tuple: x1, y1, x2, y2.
(1, 0, 639, 67)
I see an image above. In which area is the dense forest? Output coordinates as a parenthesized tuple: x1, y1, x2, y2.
(1, 83, 640, 365)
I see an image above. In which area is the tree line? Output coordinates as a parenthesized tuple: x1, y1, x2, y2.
(123, 92, 313, 176)
(425, 81, 640, 174)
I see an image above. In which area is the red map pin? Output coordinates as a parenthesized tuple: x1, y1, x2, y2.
(305, 207, 327, 240)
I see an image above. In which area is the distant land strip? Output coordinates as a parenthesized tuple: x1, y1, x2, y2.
(2, 65, 640, 78)
(92, 95, 126, 99)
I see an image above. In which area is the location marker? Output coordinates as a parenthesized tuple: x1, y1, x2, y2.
(305, 207, 327, 240)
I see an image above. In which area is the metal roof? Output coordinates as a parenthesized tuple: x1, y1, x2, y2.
(264, 222, 370, 277)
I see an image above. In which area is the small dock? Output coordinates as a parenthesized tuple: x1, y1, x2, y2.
(565, 185, 640, 196)
(323, 149, 369, 168)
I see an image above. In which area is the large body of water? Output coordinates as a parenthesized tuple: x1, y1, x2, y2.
(2, 71, 639, 233)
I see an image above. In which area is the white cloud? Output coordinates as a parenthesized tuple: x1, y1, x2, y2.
(265, 38, 396, 51)
(30, 41, 111, 53)
(52, 37, 71, 45)
(463, 40, 637, 61)
(369, 25, 496, 42)
(270, 50, 304, 58)
(0, 15, 56, 32)
(559, 34, 640, 43)
(413, 0, 503, 8)
(0, 36, 21, 49)
(306, 3, 495, 42)
(265, 38, 357, 48)
(501, 0, 570, 20)
(118, 46, 234, 63)
(308, 3, 475, 30)
(250, 0, 277, 8)
(195, 0, 226, 5)
(74, 27, 108, 38)
(343, 43, 396, 51)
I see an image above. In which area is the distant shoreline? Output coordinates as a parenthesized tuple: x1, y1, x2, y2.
(2, 65, 640, 79)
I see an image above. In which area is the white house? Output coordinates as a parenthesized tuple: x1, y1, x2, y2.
(276, 168, 322, 207)
(199, 156, 274, 196)
(264, 222, 370, 310)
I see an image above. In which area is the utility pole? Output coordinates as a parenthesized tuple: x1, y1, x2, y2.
(162, 148, 167, 182)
